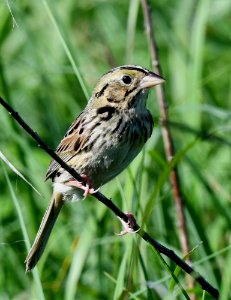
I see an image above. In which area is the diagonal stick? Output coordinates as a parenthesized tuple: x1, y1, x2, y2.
(0, 96, 219, 299)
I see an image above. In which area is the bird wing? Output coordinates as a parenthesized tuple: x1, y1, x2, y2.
(45, 112, 91, 180)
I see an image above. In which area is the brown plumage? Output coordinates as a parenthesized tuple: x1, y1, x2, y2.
(25, 65, 164, 271)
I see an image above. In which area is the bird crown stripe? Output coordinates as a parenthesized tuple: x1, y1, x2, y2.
(118, 66, 148, 74)
(104, 65, 148, 76)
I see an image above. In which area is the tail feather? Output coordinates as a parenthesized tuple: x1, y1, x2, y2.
(25, 192, 64, 272)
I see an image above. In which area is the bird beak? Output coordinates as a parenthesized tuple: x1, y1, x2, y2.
(140, 72, 165, 89)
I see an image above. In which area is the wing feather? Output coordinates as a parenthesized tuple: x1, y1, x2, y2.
(45, 112, 91, 180)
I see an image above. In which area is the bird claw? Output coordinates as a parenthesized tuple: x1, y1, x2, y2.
(116, 212, 139, 236)
(66, 175, 99, 199)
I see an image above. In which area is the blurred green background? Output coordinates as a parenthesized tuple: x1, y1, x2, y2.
(0, 0, 230, 299)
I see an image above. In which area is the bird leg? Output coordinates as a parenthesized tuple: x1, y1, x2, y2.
(66, 175, 98, 198)
(116, 212, 139, 236)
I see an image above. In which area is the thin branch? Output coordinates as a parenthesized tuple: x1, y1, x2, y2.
(141, 0, 192, 288)
(0, 96, 219, 299)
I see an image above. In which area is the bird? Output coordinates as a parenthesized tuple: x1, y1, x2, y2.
(25, 65, 164, 272)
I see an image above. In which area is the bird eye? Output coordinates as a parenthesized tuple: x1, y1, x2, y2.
(122, 75, 132, 85)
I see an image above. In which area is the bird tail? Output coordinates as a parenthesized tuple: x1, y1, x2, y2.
(25, 192, 64, 272)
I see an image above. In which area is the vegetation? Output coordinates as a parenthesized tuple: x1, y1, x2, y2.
(0, 0, 230, 299)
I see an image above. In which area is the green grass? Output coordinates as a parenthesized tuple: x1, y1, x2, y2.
(0, 0, 231, 299)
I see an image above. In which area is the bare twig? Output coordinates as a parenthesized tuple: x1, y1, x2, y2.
(141, 0, 189, 257)
(0, 96, 219, 299)
(141, 0, 195, 296)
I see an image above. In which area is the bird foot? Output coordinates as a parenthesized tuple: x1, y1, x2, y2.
(116, 212, 139, 236)
(66, 175, 99, 199)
